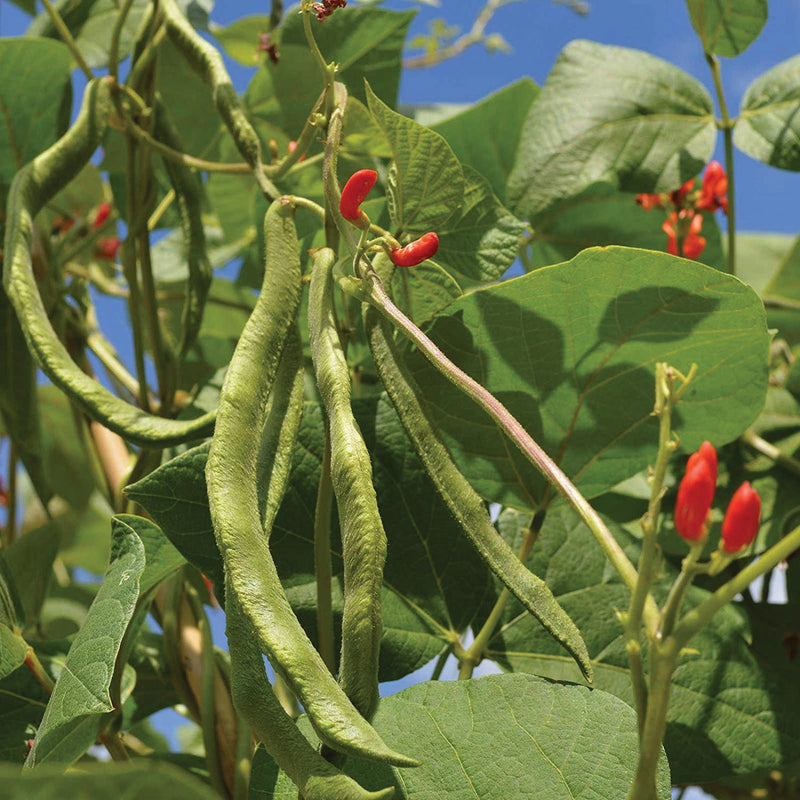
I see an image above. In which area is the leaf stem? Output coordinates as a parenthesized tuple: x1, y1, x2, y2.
(41, 0, 94, 81)
(99, 731, 131, 762)
(741, 428, 800, 479)
(24, 647, 55, 694)
(108, 0, 138, 82)
(706, 53, 736, 276)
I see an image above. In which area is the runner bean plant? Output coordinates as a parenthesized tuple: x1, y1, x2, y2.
(0, 1, 799, 798)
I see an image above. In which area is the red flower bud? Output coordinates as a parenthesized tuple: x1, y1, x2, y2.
(92, 201, 111, 229)
(721, 482, 761, 553)
(697, 160, 728, 214)
(389, 232, 439, 268)
(95, 236, 120, 260)
(340, 169, 377, 221)
(674, 446, 717, 542)
(686, 440, 717, 487)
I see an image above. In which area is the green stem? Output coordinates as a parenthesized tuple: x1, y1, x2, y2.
(108, 0, 138, 82)
(273, 672, 301, 720)
(430, 647, 452, 681)
(302, 8, 331, 89)
(234, 712, 252, 800)
(673, 523, 800, 649)
(86, 331, 142, 402)
(707, 53, 736, 276)
(362, 273, 658, 630)
(100, 731, 131, 762)
(314, 434, 337, 675)
(4, 443, 17, 548)
(741, 428, 800, 479)
(41, 0, 94, 81)
(459, 512, 545, 680)
(656, 542, 703, 641)
(24, 647, 55, 694)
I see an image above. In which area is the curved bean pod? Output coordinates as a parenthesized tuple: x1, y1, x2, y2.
(206, 203, 417, 767)
(308, 247, 386, 721)
(153, 102, 212, 358)
(2, 78, 216, 446)
(363, 257, 593, 682)
(227, 588, 395, 800)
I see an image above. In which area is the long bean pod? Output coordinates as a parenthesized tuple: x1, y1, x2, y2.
(206, 202, 416, 767)
(153, 101, 212, 358)
(363, 257, 593, 681)
(3, 78, 216, 446)
(161, 0, 277, 198)
(309, 247, 386, 720)
(227, 589, 395, 800)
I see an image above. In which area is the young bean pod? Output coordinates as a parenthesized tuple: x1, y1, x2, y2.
(227, 587, 396, 800)
(363, 256, 593, 681)
(2, 78, 216, 446)
(206, 203, 416, 767)
(309, 247, 387, 721)
(153, 103, 212, 358)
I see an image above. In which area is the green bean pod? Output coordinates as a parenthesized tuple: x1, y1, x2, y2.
(227, 588, 395, 800)
(206, 203, 416, 768)
(309, 247, 387, 721)
(153, 102, 212, 358)
(363, 260, 593, 682)
(161, 0, 272, 197)
(2, 78, 216, 447)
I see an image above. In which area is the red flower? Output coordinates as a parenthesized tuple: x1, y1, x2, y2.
(721, 482, 761, 553)
(663, 210, 706, 259)
(95, 236, 120, 260)
(697, 161, 728, 214)
(674, 444, 717, 542)
(636, 193, 661, 211)
(92, 202, 111, 229)
(670, 179, 695, 208)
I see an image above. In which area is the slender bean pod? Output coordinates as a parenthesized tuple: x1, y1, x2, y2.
(153, 101, 212, 358)
(2, 78, 216, 446)
(226, 589, 395, 800)
(363, 259, 592, 681)
(161, 0, 277, 199)
(206, 202, 416, 767)
(309, 247, 387, 720)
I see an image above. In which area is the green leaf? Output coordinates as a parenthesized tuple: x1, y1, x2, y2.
(485, 506, 800, 785)
(115, 515, 186, 596)
(366, 83, 465, 234)
(388, 260, 462, 328)
(26, 0, 151, 70)
(213, 15, 272, 66)
(0, 626, 28, 683)
(26, 517, 146, 767)
(734, 55, 800, 171)
(1, 760, 221, 799)
(527, 185, 725, 272)
(435, 166, 526, 285)
(686, 0, 768, 57)
(405, 246, 770, 509)
(763, 235, 800, 302)
(250, 675, 670, 799)
(0, 662, 50, 762)
(735, 231, 795, 292)
(7, 0, 35, 13)
(129, 397, 495, 681)
(432, 78, 539, 204)
(507, 40, 716, 220)
(0, 38, 72, 183)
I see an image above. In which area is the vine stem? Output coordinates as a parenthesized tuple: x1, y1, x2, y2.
(706, 53, 736, 276)
(108, 0, 137, 82)
(741, 428, 800, 478)
(24, 647, 55, 693)
(41, 0, 94, 81)
(4, 443, 17, 548)
(362, 272, 658, 630)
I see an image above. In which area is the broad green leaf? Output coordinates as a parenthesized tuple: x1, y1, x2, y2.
(250, 675, 670, 799)
(26, 0, 150, 70)
(366, 83, 465, 234)
(8, 0, 35, 12)
(527, 185, 725, 272)
(0, 38, 72, 183)
(123, 632, 179, 725)
(435, 166, 526, 284)
(508, 40, 716, 221)
(26, 518, 146, 767)
(763, 235, 800, 302)
(405, 246, 770, 509)
(736, 231, 795, 292)
(389, 260, 462, 327)
(4, 521, 61, 626)
(212, 15, 271, 66)
(686, 0, 767, 56)
(0, 662, 50, 763)
(2, 760, 221, 799)
(432, 78, 539, 203)
(485, 506, 800, 785)
(735, 55, 800, 171)
(0, 626, 28, 683)
(116, 515, 186, 596)
(56, 501, 114, 576)
(129, 397, 496, 681)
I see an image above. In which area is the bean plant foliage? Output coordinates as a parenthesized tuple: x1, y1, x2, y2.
(0, 0, 797, 798)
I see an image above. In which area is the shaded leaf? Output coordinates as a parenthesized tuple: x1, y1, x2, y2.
(686, 0, 767, 56)
(0, 626, 28, 683)
(508, 40, 716, 220)
(213, 14, 271, 66)
(405, 246, 770, 509)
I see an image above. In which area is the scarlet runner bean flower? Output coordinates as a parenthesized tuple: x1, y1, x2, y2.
(340, 169, 377, 222)
(92, 201, 111, 229)
(721, 482, 761, 553)
(674, 442, 717, 542)
(697, 160, 728, 214)
(95, 236, 120, 260)
(663, 210, 706, 259)
(389, 232, 440, 267)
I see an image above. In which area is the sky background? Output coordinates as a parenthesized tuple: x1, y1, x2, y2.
(2, 2, 797, 796)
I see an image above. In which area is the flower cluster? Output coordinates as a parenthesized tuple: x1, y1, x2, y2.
(311, 0, 346, 22)
(636, 161, 728, 260)
(258, 32, 279, 65)
(674, 441, 761, 554)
